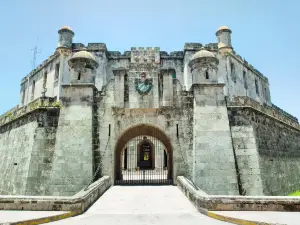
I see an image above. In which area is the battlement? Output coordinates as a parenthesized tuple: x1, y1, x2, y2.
(184, 43, 203, 52)
(131, 47, 160, 64)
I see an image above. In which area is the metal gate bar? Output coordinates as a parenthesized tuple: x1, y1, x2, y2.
(115, 134, 172, 185)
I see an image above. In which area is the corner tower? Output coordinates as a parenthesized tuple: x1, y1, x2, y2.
(49, 49, 99, 196)
(190, 49, 239, 195)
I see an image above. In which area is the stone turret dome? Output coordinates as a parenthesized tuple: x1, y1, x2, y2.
(58, 26, 74, 34)
(68, 50, 99, 69)
(216, 26, 232, 35)
(191, 49, 216, 61)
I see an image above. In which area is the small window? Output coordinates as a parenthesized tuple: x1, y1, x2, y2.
(205, 70, 209, 79)
(55, 63, 60, 80)
(78, 72, 81, 80)
(255, 79, 259, 95)
(31, 80, 35, 100)
(43, 72, 47, 88)
(231, 63, 236, 82)
(22, 88, 26, 104)
(243, 71, 247, 89)
(264, 87, 268, 100)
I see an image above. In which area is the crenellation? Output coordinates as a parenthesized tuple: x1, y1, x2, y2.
(87, 43, 107, 51)
(184, 42, 203, 51)
(72, 43, 86, 50)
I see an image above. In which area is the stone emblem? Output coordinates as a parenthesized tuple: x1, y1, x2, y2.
(135, 72, 153, 95)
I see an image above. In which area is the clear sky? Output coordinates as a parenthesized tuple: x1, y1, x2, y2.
(0, 0, 299, 119)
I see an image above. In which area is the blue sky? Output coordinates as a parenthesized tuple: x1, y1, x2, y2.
(0, 0, 299, 119)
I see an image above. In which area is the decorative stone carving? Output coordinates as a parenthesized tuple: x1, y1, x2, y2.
(135, 72, 153, 95)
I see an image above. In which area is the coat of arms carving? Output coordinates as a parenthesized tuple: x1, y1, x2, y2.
(135, 72, 153, 95)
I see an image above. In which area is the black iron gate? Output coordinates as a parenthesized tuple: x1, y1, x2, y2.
(115, 135, 172, 185)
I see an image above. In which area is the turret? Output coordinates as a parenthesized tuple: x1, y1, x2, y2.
(216, 26, 232, 53)
(68, 49, 99, 84)
(57, 26, 74, 49)
(188, 48, 219, 85)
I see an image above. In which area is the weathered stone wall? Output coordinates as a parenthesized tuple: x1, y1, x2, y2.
(229, 99, 300, 196)
(192, 84, 239, 195)
(0, 108, 59, 195)
(217, 53, 270, 105)
(49, 85, 94, 196)
(26, 109, 60, 195)
(0, 117, 37, 195)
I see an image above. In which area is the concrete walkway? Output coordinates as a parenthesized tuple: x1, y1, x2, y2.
(48, 186, 230, 225)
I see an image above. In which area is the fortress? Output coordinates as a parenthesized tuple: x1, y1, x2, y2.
(0, 26, 300, 197)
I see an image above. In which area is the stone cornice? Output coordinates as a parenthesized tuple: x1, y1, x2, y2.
(0, 97, 60, 127)
(228, 96, 299, 131)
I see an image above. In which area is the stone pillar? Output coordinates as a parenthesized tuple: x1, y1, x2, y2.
(192, 83, 239, 195)
(161, 69, 174, 107)
(128, 72, 139, 108)
(113, 69, 126, 108)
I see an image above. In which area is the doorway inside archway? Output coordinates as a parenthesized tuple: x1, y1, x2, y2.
(115, 124, 173, 185)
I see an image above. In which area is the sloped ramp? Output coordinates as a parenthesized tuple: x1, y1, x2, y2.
(47, 186, 230, 224)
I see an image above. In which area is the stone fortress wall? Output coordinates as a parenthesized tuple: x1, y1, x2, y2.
(0, 98, 60, 195)
(0, 25, 299, 197)
(228, 97, 300, 196)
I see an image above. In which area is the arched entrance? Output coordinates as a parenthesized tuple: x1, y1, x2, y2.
(115, 124, 173, 185)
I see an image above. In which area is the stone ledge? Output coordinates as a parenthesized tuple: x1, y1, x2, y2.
(0, 97, 60, 127)
(177, 176, 300, 212)
(0, 176, 112, 212)
(228, 96, 299, 130)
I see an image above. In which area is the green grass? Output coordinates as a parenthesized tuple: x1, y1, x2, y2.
(288, 190, 300, 196)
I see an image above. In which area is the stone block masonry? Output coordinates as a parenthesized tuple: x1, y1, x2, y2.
(0, 107, 59, 196)
(229, 105, 300, 196)
(49, 85, 95, 196)
(192, 84, 239, 195)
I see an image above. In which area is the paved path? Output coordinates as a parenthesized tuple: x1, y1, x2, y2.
(48, 186, 230, 225)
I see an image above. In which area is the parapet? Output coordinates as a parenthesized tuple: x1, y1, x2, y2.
(184, 43, 203, 52)
(87, 43, 107, 51)
(131, 47, 160, 64)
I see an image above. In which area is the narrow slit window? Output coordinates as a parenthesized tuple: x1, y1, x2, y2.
(231, 63, 236, 82)
(22, 88, 26, 104)
(55, 63, 60, 80)
(264, 87, 267, 100)
(31, 80, 35, 100)
(243, 71, 247, 89)
(255, 79, 259, 95)
(176, 124, 179, 138)
(43, 72, 47, 88)
(108, 124, 111, 137)
(78, 72, 81, 80)
(205, 70, 209, 79)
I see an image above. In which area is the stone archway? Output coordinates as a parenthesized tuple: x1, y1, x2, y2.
(115, 124, 173, 185)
